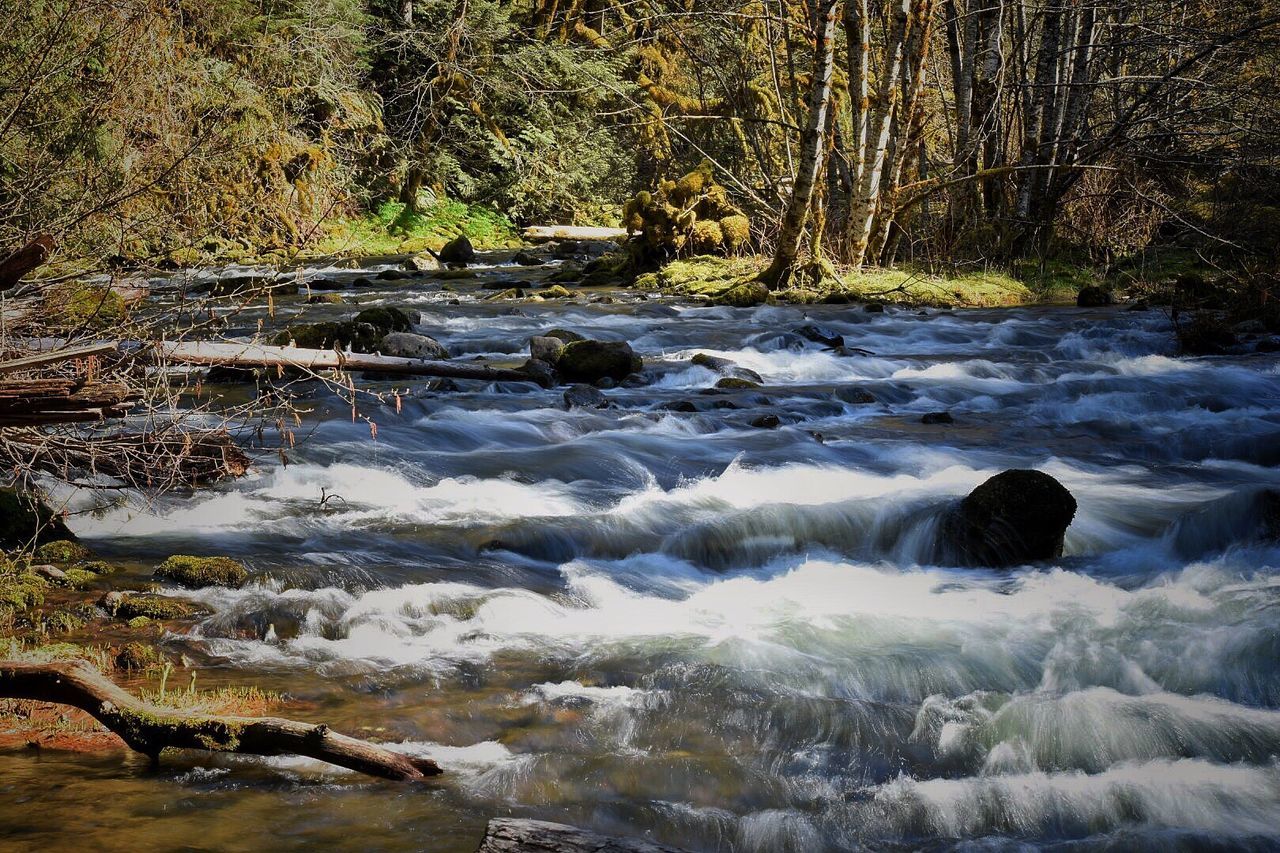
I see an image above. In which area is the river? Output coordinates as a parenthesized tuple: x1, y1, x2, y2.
(3, 249, 1279, 851)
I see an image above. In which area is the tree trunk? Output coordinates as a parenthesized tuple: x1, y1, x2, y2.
(0, 660, 441, 781)
(758, 0, 840, 289)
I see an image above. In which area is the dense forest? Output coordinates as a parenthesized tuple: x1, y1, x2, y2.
(2, 2, 1280, 852)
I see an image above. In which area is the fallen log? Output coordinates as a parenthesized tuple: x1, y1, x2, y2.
(0, 341, 120, 376)
(521, 225, 628, 243)
(149, 340, 536, 383)
(0, 235, 55, 291)
(475, 819, 688, 853)
(0, 659, 441, 781)
(0, 378, 141, 427)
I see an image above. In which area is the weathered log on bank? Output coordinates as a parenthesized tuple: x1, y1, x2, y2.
(149, 341, 534, 383)
(475, 819, 689, 853)
(0, 429, 250, 486)
(0, 659, 441, 781)
(0, 378, 141, 426)
(521, 225, 628, 243)
(0, 235, 55, 291)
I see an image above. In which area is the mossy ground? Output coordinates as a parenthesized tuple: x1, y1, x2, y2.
(634, 255, 1081, 307)
(314, 198, 520, 257)
(155, 555, 248, 589)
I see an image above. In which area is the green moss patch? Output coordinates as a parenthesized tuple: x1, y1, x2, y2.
(155, 555, 248, 589)
(34, 540, 92, 563)
(115, 595, 199, 621)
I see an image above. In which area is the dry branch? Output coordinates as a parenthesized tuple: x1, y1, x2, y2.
(0, 660, 441, 781)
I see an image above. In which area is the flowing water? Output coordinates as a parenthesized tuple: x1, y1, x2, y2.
(3, 251, 1280, 851)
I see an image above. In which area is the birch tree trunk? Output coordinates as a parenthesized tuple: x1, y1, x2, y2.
(846, 0, 914, 266)
(759, 0, 840, 289)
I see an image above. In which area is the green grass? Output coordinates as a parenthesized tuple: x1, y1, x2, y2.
(635, 255, 1073, 307)
(315, 198, 520, 257)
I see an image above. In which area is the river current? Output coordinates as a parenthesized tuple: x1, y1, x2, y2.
(3, 251, 1279, 851)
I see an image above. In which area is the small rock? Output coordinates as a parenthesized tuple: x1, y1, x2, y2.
(376, 269, 410, 281)
(794, 324, 844, 349)
(512, 250, 545, 266)
(836, 387, 876, 404)
(405, 253, 440, 272)
(660, 400, 698, 413)
(380, 332, 449, 360)
(864, 302, 886, 313)
(563, 384, 607, 409)
(922, 411, 954, 424)
(715, 376, 761, 390)
(750, 414, 780, 429)
(519, 358, 557, 387)
(529, 336, 565, 365)
(427, 378, 462, 393)
(543, 328, 586, 344)
(32, 564, 67, 583)
(308, 293, 344, 304)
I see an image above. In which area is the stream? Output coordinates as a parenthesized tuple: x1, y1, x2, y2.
(3, 248, 1280, 851)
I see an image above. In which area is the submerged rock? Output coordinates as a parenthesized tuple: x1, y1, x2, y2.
(938, 469, 1077, 567)
(563, 384, 607, 409)
(381, 332, 449, 360)
(922, 411, 954, 424)
(691, 352, 764, 384)
(750, 414, 781, 429)
(519, 358, 557, 387)
(794, 324, 844, 349)
(512, 249, 545, 266)
(557, 340, 641, 384)
(1170, 488, 1280, 558)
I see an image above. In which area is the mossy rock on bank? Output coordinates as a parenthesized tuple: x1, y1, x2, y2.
(557, 341, 642, 384)
(1, 568, 46, 617)
(42, 283, 126, 327)
(115, 642, 162, 672)
(709, 280, 770, 307)
(103, 593, 199, 621)
(33, 540, 92, 563)
(0, 489, 74, 550)
(155, 555, 248, 589)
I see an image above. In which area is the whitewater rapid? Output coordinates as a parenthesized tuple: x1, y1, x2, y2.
(59, 263, 1280, 850)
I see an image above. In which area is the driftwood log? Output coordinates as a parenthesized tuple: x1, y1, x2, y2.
(0, 235, 55, 291)
(475, 819, 688, 853)
(148, 340, 536, 383)
(521, 226, 628, 243)
(0, 660, 441, 781)
(0, 378, 141, 426)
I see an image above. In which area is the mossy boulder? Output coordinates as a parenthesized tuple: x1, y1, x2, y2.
(715, 376, 761, 390)
(1076, 286, 1113, 307)
(43, 283, 127, 327)
(938, 470, 1077, 567)
(543, 329, 585, 344)
(438, 235, 476, 265)
(354, 306, 414, 334)
(112, 594, 199, 621)
(308, 293, 345, 304)
(535, 285, 577, 300)
(62, 567, 100, 588)
(33, 540, 91, 563)
(273, 321, 381, 352)
(0, 568, 46, 617)
(114, 642, 161, 672)
(557, 340, 642, 384)
(155, 555, 248, 589)
(0, 489, 74, 549)
(710, 280, 770, 307)
(622, 161, 751, 263)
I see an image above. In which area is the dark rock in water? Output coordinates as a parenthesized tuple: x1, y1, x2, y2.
(836, 387, 876, 405)
(832, 345, 875, 357)
(660, 400, 698, 413)
(543, 328, 586, 344)
(747, 331, 808, 352)
(557, 340, 641, 384)
(529, 335, 565, 365)
(273, 321, 381, 352)
(691, 353, 765, 384)
(308, 293, 344, 304)
(1077, 286, 1113, 307)
(519, 358, 557, 387)
(939, 469, 1077, 568)
(354, 306, 414, 334)
(864, 302, 886, 313)
(1256, 337, 1280, 353)
(0, 489, 75, 549)
(808, 430, 825, 443)
(512, 249, 545, 266)
(1127, 298, 1150, 311)
(437, 235, 476, 265)
(710, 280, 769, 307)
(427, 378, 462, 393)
(750, 414, 781, 429)
(563, 384, 607, 409)
(595, 376, 616, 389)
(380, 332, 449, 360)
(823, 292, 854, 304)
(716, 376, 761, 390)
(352, 277, 374, 287)
(475, 817, 689, 853)
(307, 278, 347, 291)
(376, 269, 410, 281)
(922, 411, 954, 424)
(794, 324, 844, 349)
(553, 240, 583, 259)
(1170, 488, 1280, 558)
